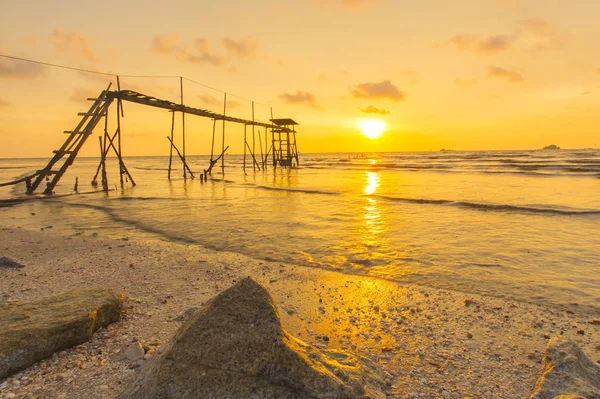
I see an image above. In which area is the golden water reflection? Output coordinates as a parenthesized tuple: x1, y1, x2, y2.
(360, 171, 386, 249)
(364, 171, 379, 195)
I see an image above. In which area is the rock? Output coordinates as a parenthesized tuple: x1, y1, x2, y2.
(529, 337, 600, 399)
(118, 277, 384, 399)
(124, 342, 145, 361)
(0, 288, 123, 380)
(0, 257, 24, 269)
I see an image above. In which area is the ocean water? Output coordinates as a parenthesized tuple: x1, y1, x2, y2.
(1, 150, 599, 313)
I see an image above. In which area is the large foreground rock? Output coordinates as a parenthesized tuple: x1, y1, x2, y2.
(529, 337, 600, 399)
(0, 288, 123, 380)
(119, 277, 384, 399)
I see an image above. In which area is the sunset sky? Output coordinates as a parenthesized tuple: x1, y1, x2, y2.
(1, 0, 599, 157)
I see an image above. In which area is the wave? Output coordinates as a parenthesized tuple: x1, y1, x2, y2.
(252, 185, 339, 196)
(370, 195, 600, 216)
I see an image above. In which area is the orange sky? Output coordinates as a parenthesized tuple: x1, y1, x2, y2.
(1, 0, 599, 158)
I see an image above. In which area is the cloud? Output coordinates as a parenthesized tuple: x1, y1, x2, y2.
(476, 35, 514, 54)
(436, 34, 514, 55)
(455, 78, 478, 87)
(197, 93, 221, 107)
(152, 34, 226, 66)
(517, 19, 566, 52)
(436, 20, 564, 56)
(279, 90, 321, 108)
(349, 80, 405, 101)
(519, 19, 554, 37)
(222, 37, 257, 58)
(487, 66, 523, 83)
(0, 56, 45, 79)
(0, 97, 13, 107)
(153, 34, 180, 54)
(226, 99, 242, 109)
(359, 105, 390, 115)
(51, 28, 97, 63)
(341, 0, 382, 8)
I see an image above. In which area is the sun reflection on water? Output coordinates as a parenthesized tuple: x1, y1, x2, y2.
(364, 171, 379, 195)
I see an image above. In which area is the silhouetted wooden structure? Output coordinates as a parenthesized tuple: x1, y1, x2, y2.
(270, 118, 299, 168)
(2, 85, 300, 195)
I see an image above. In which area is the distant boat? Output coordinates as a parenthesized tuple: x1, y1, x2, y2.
(440, 148, 453, 152)
(541, 144, 561, 150)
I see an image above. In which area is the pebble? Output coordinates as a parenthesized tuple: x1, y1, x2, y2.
(125, 342, 145, 361)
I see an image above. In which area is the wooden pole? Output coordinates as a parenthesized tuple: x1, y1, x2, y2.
(210, 118, 216, 167)
(168, 111, 174, 179)
(167, 136, 195, 178)
(180, 76, 186, 179)
(252, 102, 256, 171)
(243, 124, 247, 172)
(271, 107, 275, 168)
(259, 126, 265, 169)
(116, 76, 124, 185)
(222, 93, 227, 174)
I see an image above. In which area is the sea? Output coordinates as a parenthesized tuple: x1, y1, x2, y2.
(1, 150, 599, 313)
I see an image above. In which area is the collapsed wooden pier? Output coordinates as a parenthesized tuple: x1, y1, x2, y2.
(2, 83, 300, 195)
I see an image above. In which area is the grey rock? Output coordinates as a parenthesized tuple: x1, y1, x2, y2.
(0, 257, 24, 269)
(119, 277, 384, 399)
(529, 337, 600, 399)
(124, 342, 145, 361)
(0, 288, 123, 379)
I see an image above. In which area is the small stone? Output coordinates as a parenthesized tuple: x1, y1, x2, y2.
(466, 332, 473, 339)
(124, 342, 145, 361)
(576, 329, 585, 335)
(6, 393, 16, 398)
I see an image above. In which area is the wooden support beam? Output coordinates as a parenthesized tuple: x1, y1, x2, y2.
(167, 136, 195, 179)
(206, 146, 229, 175)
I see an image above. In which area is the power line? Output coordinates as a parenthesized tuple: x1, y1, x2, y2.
(0, 53, 274, 109)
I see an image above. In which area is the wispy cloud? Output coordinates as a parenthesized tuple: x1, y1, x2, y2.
(226, 99, 242, 109)
(436, 19, 564, 56)
(359, 105, 390, 115)
(435, 34, 514, 55)
(0, 97, 13, 107)
(222, 37, 257, 58)
(350, 80, 405, 101)
(519, 19, 554, 37)
(279, 90, 321, 108)
(152, 34, 226, 66)
(487, 66, 523, 83)
(197, 93, 221, 107)
(52, 28, 97, 63)
(0, 56, 46, 79)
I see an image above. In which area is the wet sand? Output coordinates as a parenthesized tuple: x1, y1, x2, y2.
(0, 226, 599, 399)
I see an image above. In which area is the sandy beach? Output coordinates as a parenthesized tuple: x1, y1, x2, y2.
(0, 226, 598, 398)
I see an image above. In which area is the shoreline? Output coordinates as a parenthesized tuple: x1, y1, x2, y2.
(1, 226, 599, 398)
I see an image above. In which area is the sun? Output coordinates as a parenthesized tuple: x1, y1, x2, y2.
(358, 119, 386, 139)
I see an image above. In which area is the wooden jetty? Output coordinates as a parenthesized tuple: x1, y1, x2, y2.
(1, 83, 300, 195)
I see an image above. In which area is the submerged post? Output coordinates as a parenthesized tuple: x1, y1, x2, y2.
(252, 102, 256, 171)
(222, 93, 227, 174)
(116, 76, 124, 186)
(168, 111, 175, 179)
(180, 76, 186, 179)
